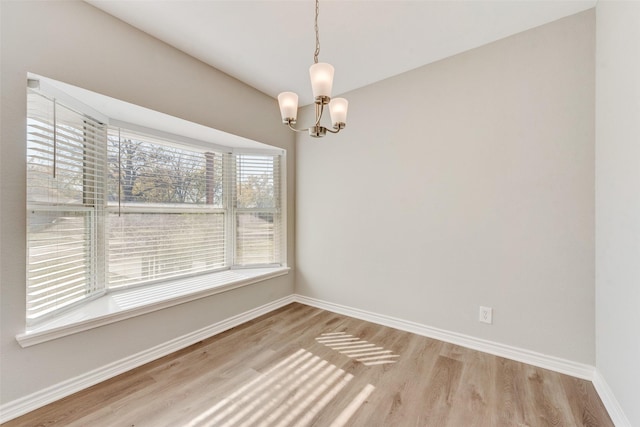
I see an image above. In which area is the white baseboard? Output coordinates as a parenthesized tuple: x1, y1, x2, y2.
(0, 294, 295, 424)
(592, 369, 633, 427)
(293, 294, 596, 380)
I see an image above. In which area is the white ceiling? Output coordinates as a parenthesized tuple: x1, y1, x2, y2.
(87, 0, 596, 106)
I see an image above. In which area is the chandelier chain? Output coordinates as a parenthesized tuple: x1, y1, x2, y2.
(313, 0, 320, 64)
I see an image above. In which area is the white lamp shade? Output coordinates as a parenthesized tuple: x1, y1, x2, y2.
(277, 92, 298, 122)
(329, 97, 348, 125)
(309, 63, 334, 99)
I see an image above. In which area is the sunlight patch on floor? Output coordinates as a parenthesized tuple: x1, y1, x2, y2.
(185, 348, 375, 427)
(316, 332, 399, 366)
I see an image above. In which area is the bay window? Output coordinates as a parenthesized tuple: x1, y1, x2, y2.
(26, 83, 286, 326)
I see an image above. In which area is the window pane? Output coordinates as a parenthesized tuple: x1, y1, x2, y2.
(108, 212, 225, 288)
(27, 95, 106, 206)
(236, 155, 277, 209)
(27, 210, 94, 321)
(236, 212, 279, 266)
(107, 130, 224, 208)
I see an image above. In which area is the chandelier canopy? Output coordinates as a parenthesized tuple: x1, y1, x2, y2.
(277, 0, 348, 138)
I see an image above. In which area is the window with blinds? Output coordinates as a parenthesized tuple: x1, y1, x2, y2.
(26, 91, 106, 322)
(106, 130, 227, 289)
(235, 155, 281, 266)
(26, 85, 285, 323)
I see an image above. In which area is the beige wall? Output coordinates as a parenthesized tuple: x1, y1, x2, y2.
(296, 10, 596, 363)
(595, 1, 640, 425)
(0, 0, 295, 405)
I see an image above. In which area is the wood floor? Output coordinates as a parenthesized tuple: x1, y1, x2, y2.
(4, 303, 613, 427)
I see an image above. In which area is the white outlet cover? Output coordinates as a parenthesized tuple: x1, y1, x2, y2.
(479, 306, 493, 324)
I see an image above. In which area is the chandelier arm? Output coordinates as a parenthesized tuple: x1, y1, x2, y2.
(315, 102, 325, 126)
(286, 122, 308, 133)
(325, 127, 341, 134)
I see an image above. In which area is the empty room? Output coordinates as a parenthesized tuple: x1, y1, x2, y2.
(0, 0, 638, 426)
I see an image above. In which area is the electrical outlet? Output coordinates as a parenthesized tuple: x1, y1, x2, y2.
(479, 306, 493, 324)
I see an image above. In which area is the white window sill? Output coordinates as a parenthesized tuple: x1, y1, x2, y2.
(16, 267, 290, 348)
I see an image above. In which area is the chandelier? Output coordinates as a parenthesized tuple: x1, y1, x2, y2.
(277, 0, 348, 138)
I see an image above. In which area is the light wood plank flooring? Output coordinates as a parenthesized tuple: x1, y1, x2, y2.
(3, 303, 613, 427)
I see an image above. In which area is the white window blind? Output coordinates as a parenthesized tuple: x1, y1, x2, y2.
(106, 129, 228, 289)
(235, 154, 282, 266)
(26, 91, 106, 322)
